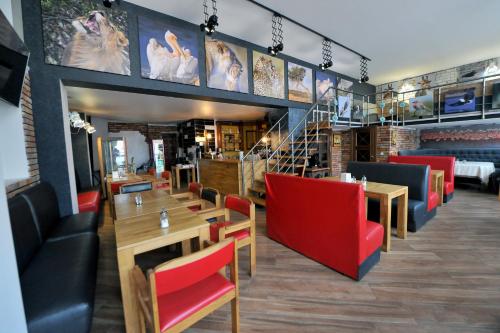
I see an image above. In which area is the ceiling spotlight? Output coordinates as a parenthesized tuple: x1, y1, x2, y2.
(319, 39, 333, 71)
(267, 14, 284, 56)
(200, 0, 218, 35)
(359, 57, 369, 83)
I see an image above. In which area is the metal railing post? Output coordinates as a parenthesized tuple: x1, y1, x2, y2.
(304, 117, 308, 161)
(291, 133, 295, 174)
(241, 159, 245, 196)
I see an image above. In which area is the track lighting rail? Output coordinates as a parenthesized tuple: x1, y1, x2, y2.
(246, 0, 371, 62)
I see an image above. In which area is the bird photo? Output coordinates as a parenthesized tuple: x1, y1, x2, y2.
(138, 16, 200, 86)
(444, 88, 476, 113)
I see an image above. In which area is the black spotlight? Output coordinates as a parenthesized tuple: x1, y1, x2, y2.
(102, 0, 112, 8)
(267, 14, 284, 56)
(359, 57, 369, 83)
(200, 0, 218, 35)
(319, 39, 333, 71)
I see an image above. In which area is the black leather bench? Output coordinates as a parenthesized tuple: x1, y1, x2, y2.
(347, 161, 436, 232)
(8, 182, 99, 333)
(399, 148, 500, 193)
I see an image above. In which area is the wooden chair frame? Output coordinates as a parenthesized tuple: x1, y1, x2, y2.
(119, 181, 153, 194)
(198, 197, 256, 277)
(131, 238, 239, 333)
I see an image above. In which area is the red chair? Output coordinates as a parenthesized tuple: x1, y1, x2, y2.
(198, 195, 256, 277)
(148, 167, 157, 176)
(155, 171, 173, 194)
(265, 173, 384, 281)
(131, 238, 240, 332)
(77, 191, 100, 214)
(172, 182, 203, 211)
(388, 155, 456, 203)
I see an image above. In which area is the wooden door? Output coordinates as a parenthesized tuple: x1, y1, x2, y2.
(352, 127, 376, 162)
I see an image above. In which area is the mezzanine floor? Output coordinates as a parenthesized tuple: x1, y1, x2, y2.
(91, 189, 500, 333)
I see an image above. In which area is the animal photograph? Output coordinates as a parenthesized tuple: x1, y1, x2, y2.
(205, 37, 248, 93)
(444, 88, 476, 113)
(252, 51, 285, 99)
(337, 78, 353, 118)
(409, 94, 434, 118)
(41, 0, 130, 76)
(493, 82, 500, 109)
(316, 71, 336, 105)
(138, 16, 200, 86)
(288, 62, 312, 103)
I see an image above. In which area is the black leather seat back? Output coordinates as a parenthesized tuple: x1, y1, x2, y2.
(8, 196, 41, 274)
(201, 187, 218, 205)
(399, 148, 500, 168)
(120, 181, 153, 194)
(347, 162, 429, 202)
(20, 182, 60, 241)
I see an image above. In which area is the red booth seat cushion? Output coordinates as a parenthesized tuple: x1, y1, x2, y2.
(444, 181, 453, 195)
(428, 191, 439, 211)
(155, 183, 170, 190)
(157, 273, 234, 331)
(365, 221, 384, 259)
(210, 221, 250, 242)
(77, 191, 100, 213)
(188, 205, 202, 212)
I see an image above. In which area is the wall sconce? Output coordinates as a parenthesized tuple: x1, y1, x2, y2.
(69, 111, 95, 134)
(206, 133, 212, 140)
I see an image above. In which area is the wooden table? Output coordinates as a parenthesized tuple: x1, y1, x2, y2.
(115, 200, 210, 333)
(431, 170, 444, 206)
(114, 190, 186, 221)
(106, 174, 148, 218)
(325, 177, 408, 252)
(172, 165, 196, 189)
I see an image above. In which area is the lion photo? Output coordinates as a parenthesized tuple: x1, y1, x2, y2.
(41, 0, 130, 76)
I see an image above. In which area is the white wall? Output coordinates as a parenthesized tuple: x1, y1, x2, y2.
(0, 1, 29, 332)
(91, 117, 109, 170)
(109, 130, 150, 168)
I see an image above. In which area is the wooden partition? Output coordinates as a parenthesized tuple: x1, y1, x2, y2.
(199, 159, 266, 196)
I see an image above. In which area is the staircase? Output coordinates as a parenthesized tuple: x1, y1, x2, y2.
(241, 87, 338, 206)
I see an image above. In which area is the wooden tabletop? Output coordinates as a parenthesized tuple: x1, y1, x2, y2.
(114, 190, 186, 221)
(324, 176, 408, 196)
(115, 208, 208, 252)
(107, 173, 145, 184)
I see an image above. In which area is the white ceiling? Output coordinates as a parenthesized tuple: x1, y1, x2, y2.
(126, 0, 500, 85)
(66, 86, 272, 122)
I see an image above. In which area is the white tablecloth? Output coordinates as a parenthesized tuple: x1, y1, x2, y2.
(454, 161, 496, 184)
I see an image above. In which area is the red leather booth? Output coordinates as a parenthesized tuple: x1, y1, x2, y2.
(389, 155, 455, 203)
(77, 191, 100, 214)
(265, 173, 384, 281)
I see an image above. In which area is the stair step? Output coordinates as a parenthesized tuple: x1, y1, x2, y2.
(307, 121, 331, 130)
(248, 185, 266, 194)
(246, 194, 266, 207)
(290, 140, 325, 145)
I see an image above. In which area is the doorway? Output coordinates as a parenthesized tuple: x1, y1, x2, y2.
(352, 127, 376, 162)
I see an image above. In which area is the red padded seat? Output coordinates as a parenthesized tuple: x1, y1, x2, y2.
(188, 205, 202, 212)
(428, 191, 439, 211)
(365, 221, 384, 259)
(77, 191, 100, 214)
(210, 221, 250, 242)
(157, 273, 235, 331)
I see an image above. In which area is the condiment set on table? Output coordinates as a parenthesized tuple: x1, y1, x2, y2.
(340, 172, 367, 190)
(134, 193, 169, 229)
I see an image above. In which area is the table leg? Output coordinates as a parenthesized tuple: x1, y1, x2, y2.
(176, 168, 181, 189)
(199, 225, 210, 249)
(117, 248, 144, 333)
(379, 196, 391, 252)
(182, 239, 192, 255)
(191, 167, 196, 183)
(438, 176, 444, 206)
(397, 191, 408, 239)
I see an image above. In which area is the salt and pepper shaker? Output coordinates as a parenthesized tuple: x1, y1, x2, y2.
(160, 208, 169, 229)
(135, 193, 143, 206)
(361, 175, 367, 190)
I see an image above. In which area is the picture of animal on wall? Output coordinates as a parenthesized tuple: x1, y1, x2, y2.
(288, 62, 312, 103)
(138, 16, 200, 86)
(205, 37, 248, 93)
(252, 51, 285, 99)
(41, 0, 130, 75)
(316, 71, 336, 105)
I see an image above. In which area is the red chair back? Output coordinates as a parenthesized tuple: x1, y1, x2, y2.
(225, 194, 252, 217)
(154, 240, 235, 295)
(188, 182, 202, 196)
(148, 167, 156, 176)
(111, 181, 127, 194)
(265, 173, 369, 280)
(161, 171, 171, 180)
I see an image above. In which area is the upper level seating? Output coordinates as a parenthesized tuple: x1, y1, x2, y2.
(347, 162, 436, 232)
(389, 155, 456, 202)
(265, 173, 384, 280)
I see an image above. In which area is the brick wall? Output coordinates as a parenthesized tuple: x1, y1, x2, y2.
(108, 122, 177, 142)
(375, 126, 417, 162)
(6, 72, 41, 198)
(330, 129, 352, 176)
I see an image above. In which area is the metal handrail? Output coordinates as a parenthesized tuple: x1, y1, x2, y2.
(242, 112, 288, 160)
(267, 87, 335, 162)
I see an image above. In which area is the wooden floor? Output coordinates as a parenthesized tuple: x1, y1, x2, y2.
(91, 189, 500, 333)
